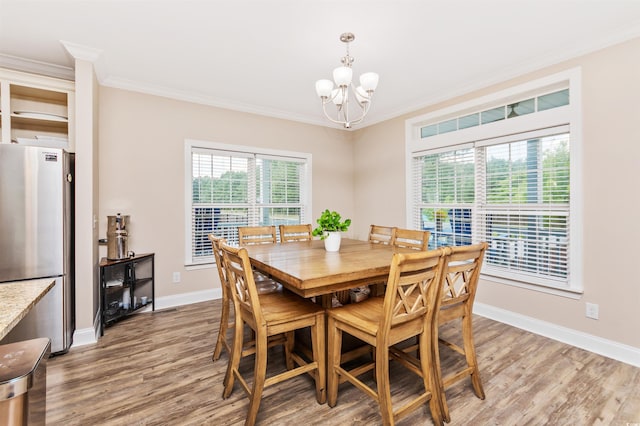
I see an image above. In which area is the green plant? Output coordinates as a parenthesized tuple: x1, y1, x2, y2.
(312, 209, 351, 239)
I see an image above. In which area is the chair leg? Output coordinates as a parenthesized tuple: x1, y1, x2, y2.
(422, 330, 444, 426)
(462, 313, 485, 400)
(434, 330, 451, 423)
(213, 298, 232, 362)
(311, 312, 326, 404)
(223, 315, 245, 399)
(284, 331, 295, 370)
(327, 316, 342, 408)
(245, 333, 268, 426)
(375, 345, 393, 426)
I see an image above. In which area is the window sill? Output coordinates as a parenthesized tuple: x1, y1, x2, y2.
(185, 262, 215, 271)
(480, 273, 583, 299)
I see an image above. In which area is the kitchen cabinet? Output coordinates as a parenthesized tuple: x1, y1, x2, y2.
(100, 253, 155, 335)
(0, 68, 75, 151)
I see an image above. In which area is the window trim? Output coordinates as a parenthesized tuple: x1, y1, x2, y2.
(405, 68, 583, 296)
(184, 139, 312, 266)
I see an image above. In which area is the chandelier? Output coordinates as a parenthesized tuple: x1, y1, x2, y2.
(314, 32, 379, 129)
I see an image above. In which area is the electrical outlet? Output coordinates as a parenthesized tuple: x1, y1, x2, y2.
(586, 302, 599, 320)
(172, 272, 181, 284)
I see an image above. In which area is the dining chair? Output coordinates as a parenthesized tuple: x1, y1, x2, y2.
(390, 242, 488, 423)
(279, 223, 313, 242)
(209, 234, 234, 363)
(209, 235, 286, 370)
(238, 225, 277, 245)
(368, 224, 396, 245)
(392, 228, 430, 251)
(221, 243, 326, 426)
(435, 242, 488, 422)
(327, 248, 448, 426)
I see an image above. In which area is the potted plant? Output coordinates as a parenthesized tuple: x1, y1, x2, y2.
(312, 209, 351, 252)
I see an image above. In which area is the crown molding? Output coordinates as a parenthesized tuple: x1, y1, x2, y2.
(61, 40, 103, 63)
(61, 40, 108, 82)
(0, 53, 74, 81)
(100, 75, 331, 128)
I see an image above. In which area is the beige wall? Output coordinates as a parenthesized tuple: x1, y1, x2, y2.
(351, 37, 640, 349)
(98, 90, 355, 299)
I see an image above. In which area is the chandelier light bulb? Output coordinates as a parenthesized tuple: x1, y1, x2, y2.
(333, 66, 353, 87)
(355, 86, 369, 104)
(315, 79, 334, 98)
(331, 88, 345, 105)
(360, 72, 379, 92)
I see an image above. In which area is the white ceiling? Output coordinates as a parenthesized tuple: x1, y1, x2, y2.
(1, 0, 640, 129)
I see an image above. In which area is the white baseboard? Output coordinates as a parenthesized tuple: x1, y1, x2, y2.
(154, 288, 222, 310)
(72, 310, 100, 348)
(71, 289, 223, 348)
(474, 302, 640, 368)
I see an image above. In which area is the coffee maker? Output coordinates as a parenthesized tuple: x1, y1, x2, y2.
(107, 213, 129, 260)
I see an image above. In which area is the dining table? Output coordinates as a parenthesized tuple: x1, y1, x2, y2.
(244, 238, 413, 308)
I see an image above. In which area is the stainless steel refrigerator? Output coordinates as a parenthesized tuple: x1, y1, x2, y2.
(0, 144, 74, 355)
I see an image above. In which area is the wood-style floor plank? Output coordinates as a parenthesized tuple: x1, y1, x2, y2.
(46, 300, 640, 425)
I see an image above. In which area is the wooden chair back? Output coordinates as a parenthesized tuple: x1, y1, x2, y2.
(392, 228, 430, 251)
(368, 225, 395, 245)
(220, 243, 263, 327)
(209, 234, 228, 287)
(381, 248, 447, 335)
(238, 225, 277, 246)
(279, 224, 313, 242)
(439, 242, 487, 322)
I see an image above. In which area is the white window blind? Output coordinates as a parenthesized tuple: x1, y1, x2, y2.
(411, 127, 571, 288)
(189, 146, 309, 264)
(478, 132, 570, 286)
(412, 146, 475, 247)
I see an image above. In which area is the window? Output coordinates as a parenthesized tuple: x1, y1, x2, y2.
(406, 69, 582, 294)
(185, 140, 311, 265)
(479, 133, 570, 284)
(419, 88, 569, 139)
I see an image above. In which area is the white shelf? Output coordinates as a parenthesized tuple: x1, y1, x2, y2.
(0, 68, 75, 151)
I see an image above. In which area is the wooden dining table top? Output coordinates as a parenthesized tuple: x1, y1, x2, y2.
(243, 238, 413, 300)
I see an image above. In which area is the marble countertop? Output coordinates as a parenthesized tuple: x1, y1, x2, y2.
(0, 278, 55, 341)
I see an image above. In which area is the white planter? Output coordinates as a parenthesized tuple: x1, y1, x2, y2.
(324, 232, 342, 252)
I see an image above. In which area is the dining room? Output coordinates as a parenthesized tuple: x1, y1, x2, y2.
(1, 1, 640, 424)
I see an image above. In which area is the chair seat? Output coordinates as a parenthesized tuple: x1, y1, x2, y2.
(328, 297, 384, 333)
(260, 291, 325, 326)
(329, 297, 429, 347)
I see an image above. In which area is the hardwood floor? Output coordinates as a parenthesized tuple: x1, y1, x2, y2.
(46, 300, 640, 425)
